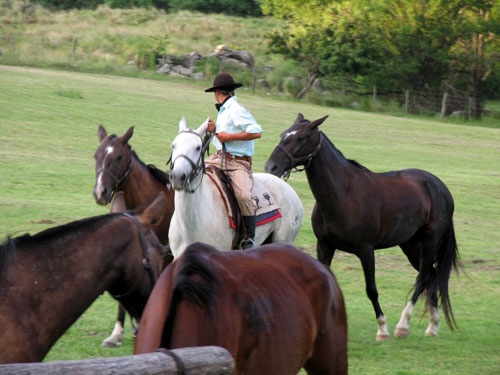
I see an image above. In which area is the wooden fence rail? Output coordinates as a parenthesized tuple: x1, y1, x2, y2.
(0, 346, 234, 375)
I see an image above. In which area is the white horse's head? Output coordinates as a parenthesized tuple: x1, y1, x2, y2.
(169, 117, 210, 191)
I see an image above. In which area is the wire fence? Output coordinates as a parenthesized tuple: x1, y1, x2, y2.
(303, 81, 500, 121)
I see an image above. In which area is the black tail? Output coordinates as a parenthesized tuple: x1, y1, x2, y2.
(161, 244, 220, 348)
(436, 222, 461, 330)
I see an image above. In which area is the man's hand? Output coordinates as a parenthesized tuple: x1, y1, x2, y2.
(207, 118, 216, 133)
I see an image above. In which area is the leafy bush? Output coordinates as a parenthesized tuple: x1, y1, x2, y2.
(37, 0, 105, 10)
(37, 0, 260, 15)
(169, 0, 262, 16)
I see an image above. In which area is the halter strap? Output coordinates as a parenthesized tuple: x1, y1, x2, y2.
(280, 132, 323, 180)
(167, 130, 213, 193)
(96, 159, 132, 198)
(110, 212, 157, 299)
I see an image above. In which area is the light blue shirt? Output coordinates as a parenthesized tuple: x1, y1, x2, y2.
(213, 96, 262, 157)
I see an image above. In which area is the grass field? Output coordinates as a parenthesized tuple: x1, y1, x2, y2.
(1, 65, 499, 374)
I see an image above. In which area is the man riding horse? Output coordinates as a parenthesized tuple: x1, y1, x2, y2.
(204, 73, 262, 249)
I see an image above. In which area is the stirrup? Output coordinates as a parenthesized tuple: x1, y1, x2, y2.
(239, 238, 255, 250)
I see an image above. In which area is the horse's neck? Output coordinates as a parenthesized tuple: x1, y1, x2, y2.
(306, 139, 356, 203)
(4, 219, 136, 358)
(170, 171, 239, 256)
(122, 158, 158, 206)
(174, 174, 212, 215)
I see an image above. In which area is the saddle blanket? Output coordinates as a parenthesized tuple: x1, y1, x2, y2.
(206, 170, 282, 229)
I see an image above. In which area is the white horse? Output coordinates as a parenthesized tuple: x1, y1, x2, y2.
(168, 117, 304, 258)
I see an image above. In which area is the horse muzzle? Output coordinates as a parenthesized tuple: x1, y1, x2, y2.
(93, 184, 113, 205)
(168, 171, 187, 191)
(264, 159, 287, 178)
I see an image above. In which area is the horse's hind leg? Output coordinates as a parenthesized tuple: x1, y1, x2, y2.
(395, 240, 438, 337)
(425, 293, 440, 336)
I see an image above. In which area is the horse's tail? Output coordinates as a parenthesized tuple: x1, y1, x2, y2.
(161, 243, 220, 348)
(436, 220, 461, 330)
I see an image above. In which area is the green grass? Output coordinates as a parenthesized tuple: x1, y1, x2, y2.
(1, 65, 499, 374)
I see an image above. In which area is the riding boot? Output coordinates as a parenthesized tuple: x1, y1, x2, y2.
(240, 215, 256, 249)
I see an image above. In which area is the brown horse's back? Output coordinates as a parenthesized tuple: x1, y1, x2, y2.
(135, 242, 348, 375)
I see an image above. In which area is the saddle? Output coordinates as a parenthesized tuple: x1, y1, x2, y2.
(205, 166, 282, 249)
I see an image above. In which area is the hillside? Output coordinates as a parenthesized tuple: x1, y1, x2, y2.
(1, 1, 499, 124)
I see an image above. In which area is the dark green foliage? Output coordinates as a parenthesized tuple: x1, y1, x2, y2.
(169, 0, 262, 16)
(105, 0, 165, 9)
(37, 0, 260, 15)
(37, 0, 104, 10)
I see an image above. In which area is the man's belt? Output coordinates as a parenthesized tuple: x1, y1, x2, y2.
(216, 150, 252, 164)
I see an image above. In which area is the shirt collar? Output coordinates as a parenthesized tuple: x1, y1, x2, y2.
(216, 95, 236, 112)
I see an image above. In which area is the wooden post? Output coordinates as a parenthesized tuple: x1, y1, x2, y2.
(0, 346, 234, 375)
(468, 97, 472, 120)
(373, 86, 377, 109)
(341, 82, 345, 107)
(72, 37, 78, 58)
(440, 92, 448, 120)
(405, 90, 409, 114)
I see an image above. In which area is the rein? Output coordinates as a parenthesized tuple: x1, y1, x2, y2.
(280, 132, 323, 180)
(167, 130, 213, 193)
(156, 348, 186, 375)
(110, 212, 157, 299)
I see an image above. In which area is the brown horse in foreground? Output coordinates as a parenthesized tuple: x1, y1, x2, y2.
(265, 113, 461, 340)
(93, 125, 175, 347)
(0, 194, 167, 364)
(134, 242, 348, 375)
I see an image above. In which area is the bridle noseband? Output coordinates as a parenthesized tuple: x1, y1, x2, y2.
(167, 130, 213, 193)
(279, 132, 323, 180)
(95, 150, 132, 198)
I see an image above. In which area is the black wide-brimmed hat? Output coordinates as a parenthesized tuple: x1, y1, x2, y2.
(205, 73, 243, 92)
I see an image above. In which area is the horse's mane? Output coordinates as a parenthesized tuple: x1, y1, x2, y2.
(146, 164, 170, 186)
(130, 150, 171, 186)
(0, 214, 120, 276)
(161, 243, 220, 348)
(320, 131, 371, 172)
(0, 237, 16, 278)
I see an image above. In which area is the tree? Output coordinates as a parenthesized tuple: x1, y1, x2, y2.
(264, 1, 371, 98)
(263, 0, 500, 118)
(447, 0, 500, 118)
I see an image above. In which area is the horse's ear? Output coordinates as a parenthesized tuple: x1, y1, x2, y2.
(295, 113, 305, 123)
(196, 117, 210, 136)
(138, 192, 166, 228)
(98, 125, 107, 143)
(121, 126, 134, 144)
(178, 117, 187, 132)
(308, 115, 329, 129)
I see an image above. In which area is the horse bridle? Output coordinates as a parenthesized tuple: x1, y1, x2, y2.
(95, 153, 132, 197)
(278, 131, 323, 180)
(110, 212, 158, 299)
(167, 130, 213, 193)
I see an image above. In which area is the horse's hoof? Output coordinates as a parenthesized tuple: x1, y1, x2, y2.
(394, 328, 409, 338)
(100, 339, 121, 348)
(424, 330, 439, 337)
(376, 334, 391, 341)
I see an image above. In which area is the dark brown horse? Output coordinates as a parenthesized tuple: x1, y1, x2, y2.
(0, 194, 167, 364)
(134, 242, 348, 375)
(93, 125, 175, 347)
(265, 113, 461, 340)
